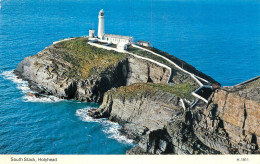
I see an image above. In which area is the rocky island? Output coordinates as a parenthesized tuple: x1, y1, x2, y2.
(14, 37, 260, 155)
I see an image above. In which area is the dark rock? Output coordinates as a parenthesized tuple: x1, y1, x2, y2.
(15, 37, 260, 155)
(26, 92, 41, 98)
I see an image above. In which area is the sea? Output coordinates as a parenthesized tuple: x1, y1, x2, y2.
(0, 0, 259, 154)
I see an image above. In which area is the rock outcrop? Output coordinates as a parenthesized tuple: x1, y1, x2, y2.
(15, 51, 128, 102)
(14, 38, 177, 102)
(88, 82, 199, 154)
(89, 78, 260, 154)
(88, 83, 193, 141)
(14, 37, 260, 155)
(192, 78, 260, 154)
(14, 37, 208, 103)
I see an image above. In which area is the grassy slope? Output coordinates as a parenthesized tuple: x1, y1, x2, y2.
(111, 82, 197, 101)
(54, 38, 128, 79)
(53, 38, 197, 101)
(143, 46, 218, 84)
(43, 37, 215, 102)
(127, 46, 175, 69)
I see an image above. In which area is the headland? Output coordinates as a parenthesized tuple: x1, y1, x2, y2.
(13, 9, 260, 155)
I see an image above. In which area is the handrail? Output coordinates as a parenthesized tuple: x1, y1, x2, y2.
(88, 39, 212, 104)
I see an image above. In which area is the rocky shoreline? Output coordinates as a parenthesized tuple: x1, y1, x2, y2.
(88, 81, 260, 154)
(14, 37, 260, 154)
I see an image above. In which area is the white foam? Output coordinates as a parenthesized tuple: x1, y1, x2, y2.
(2, 70, 30, 93)
(1, 70, 63, 103)
(76, 108, 105, 123)
(76, 108, 134, 145)
(102, 122, 134, 145)
(23, 94, 62, 103)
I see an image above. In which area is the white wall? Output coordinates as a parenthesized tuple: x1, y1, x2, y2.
(104, 36, 132, 45)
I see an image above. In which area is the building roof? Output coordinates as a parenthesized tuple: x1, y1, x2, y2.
(104, 34, 133, 40)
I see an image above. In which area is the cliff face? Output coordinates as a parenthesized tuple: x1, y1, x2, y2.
(15, 50, 128, 102)
(88, 83, 220, 154)
(14, 37, 202, 103)
(88, 83, 187, 141)
(89, 79, 260, 154)
(14, 38, 172, 102)
(88, 83, 199, 154)
(192, 78, 260, 154)
(127, 57, 170, 85)
(15, 37, 260, 155)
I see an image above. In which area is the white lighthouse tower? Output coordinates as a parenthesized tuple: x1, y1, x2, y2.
(98, 9, 105, 39)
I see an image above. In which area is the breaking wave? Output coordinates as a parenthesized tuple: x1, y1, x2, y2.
(1, 70, 62, 103)
(76, 108, 134, 145)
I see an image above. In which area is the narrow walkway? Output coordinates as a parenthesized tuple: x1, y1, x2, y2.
(132, 44, 209, 86)
(53, 37, 76, 44)
(88, 40, 212, 104)
(88, 41, 172, 83)
(132, 44, 212, 103)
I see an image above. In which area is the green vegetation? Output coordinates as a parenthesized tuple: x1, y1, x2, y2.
(93, 41, 108, 45)
(128, 45, 217, 84)
(149, 83, 197, 100)
(55, 38, 127, 79)
(127, 46, 174, 68)
(107, 44, 117, 48)
(141, 46, 216, 83)
(112, 82, 196, 101)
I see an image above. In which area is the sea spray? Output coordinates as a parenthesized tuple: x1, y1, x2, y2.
(76, 108, 134, 145)
(1, 70, 63, 103)
(2, 70, 134, 147)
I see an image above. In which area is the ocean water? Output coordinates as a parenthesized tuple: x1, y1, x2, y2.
(0, 0, 259, 154)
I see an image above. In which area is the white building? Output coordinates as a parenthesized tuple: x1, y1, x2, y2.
(104, 34, 133, 45)
(136, 40, 150, 47)
(89, 9, 134, 50)
(89, 29, 95, 38)
(98, 9, 105, 39)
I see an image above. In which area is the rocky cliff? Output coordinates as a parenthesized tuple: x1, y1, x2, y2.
(14, 37, 207, 102)
(14, 37, 260, 155)
(88, 82, 196, 140)
(14, 38, 176, 102)
(89, 78, 260, 154)
(192, 78, 260, 154)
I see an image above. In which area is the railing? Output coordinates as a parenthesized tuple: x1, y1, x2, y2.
(132, 44, 210, 86)
(53, 37, 76, 44)
(88, 39, 213, 108)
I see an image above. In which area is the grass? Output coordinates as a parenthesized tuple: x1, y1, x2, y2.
(54, 38, 128, 79)
(127, 46, 174, 68)
(93, 41, 109, 45)
(141, 46, 217, 83)
(112, 82, 197, 101)
(107, 44, 117, 48)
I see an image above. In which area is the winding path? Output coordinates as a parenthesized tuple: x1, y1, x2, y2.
(131, 44, 212, 104)
(87, 39, 212, 105)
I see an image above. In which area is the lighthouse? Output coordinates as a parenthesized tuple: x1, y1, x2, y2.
(89, 9, 134, 47)
(98, 9, 105, 39)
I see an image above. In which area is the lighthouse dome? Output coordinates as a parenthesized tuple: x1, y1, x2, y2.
(99, 9, 104, 16)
